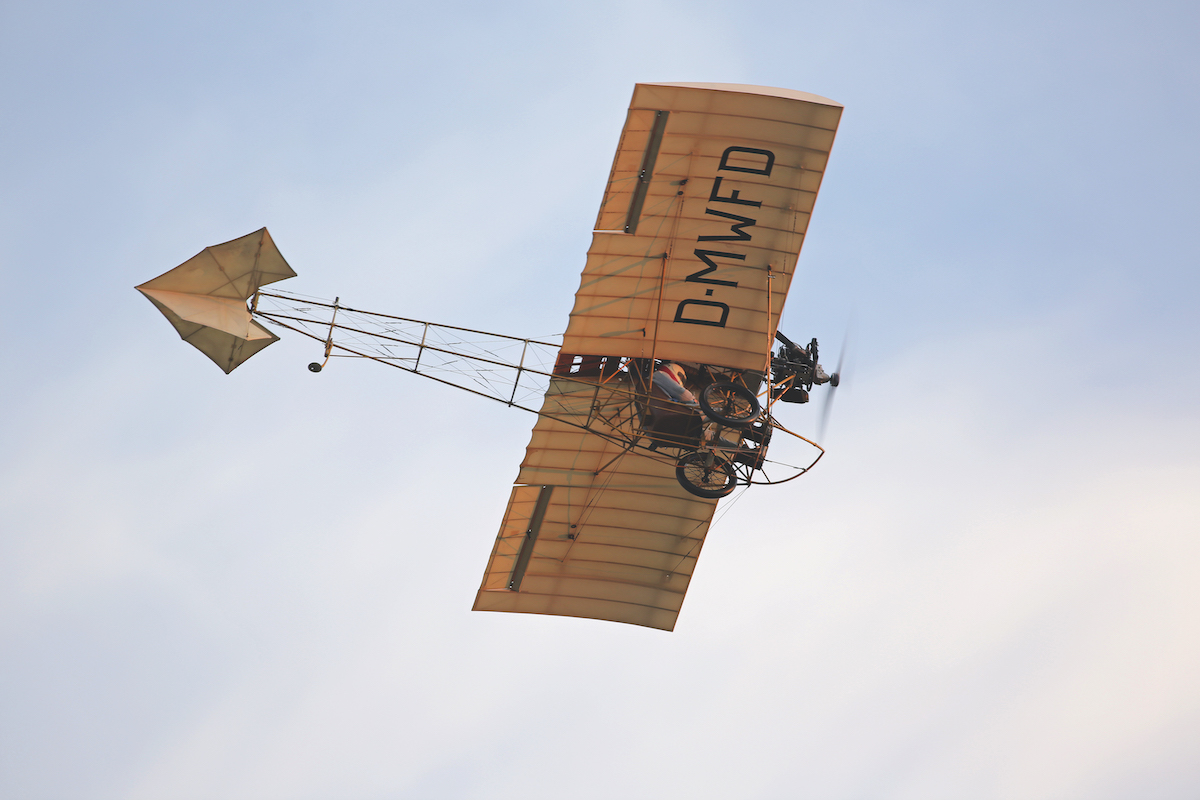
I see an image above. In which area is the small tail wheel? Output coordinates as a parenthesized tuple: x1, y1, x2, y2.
(675, 450, 738, 498)
(700, 382, 761, 427)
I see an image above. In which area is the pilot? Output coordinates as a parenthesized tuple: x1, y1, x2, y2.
(653, 362, 699, 406)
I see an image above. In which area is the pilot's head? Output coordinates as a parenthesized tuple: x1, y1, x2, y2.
(661, 362, 687, 383)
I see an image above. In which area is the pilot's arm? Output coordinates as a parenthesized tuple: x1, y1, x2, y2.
(653, 370, 698, 405)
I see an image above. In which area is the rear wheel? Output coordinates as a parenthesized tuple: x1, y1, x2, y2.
(700, 382, 761, 427)
(675, 451, 738, 498)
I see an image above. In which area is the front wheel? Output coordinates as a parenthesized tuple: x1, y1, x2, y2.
(675, 451, 738, 498)
(700, 382, 761, 427)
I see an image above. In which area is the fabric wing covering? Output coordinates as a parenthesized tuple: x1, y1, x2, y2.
(473, 376, 718, 631)
(474, 84, 842, 631)
(569, 82, 842, 373)
(136, 228, 297, 374)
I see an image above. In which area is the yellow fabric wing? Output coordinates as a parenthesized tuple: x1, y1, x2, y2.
(473, 377, 717, 631)
(568, 82, 842, 373)
(474, 84, 842, 630)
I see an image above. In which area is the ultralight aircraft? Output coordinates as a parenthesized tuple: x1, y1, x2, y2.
(137, 83, 843, 631)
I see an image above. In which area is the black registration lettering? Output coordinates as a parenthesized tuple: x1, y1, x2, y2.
(697, 208, 756, 242)
(686, 250, 742, 287)
(709, 176, 762, 208)
(718, 146, 775, 176)
(674, 299, 730, 328)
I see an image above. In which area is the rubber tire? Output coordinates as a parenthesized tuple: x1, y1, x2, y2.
(675, 451, 738, 498)
(700, 382, 761, 427)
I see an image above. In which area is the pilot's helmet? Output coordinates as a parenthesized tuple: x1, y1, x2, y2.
(662, 362, 687, 383)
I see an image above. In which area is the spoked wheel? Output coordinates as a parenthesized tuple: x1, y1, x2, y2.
(675, 450, 738, 498)
(700, 382, 761, 427)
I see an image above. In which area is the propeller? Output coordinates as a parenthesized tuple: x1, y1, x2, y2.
(817, 331, 850, 442)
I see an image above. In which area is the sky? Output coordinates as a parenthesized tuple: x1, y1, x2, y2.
(2, 0, 1199, 797)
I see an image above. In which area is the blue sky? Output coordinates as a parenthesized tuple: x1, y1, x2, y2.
(2, 1, 1199, 797)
